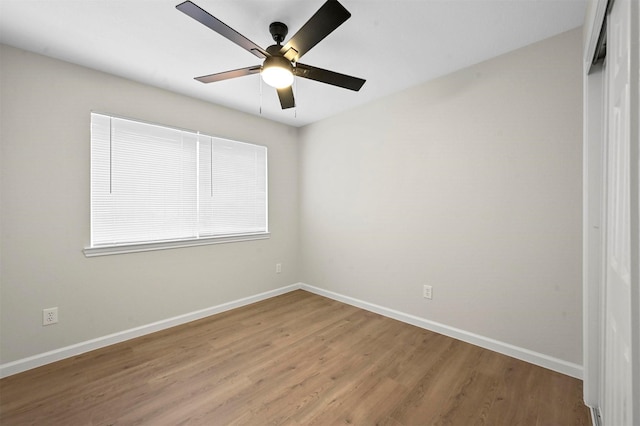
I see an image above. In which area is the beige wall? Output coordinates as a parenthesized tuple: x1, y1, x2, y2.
(299, 28, 583, 364)
(1, 28, 584, 368)
(0, 45, 299, 363)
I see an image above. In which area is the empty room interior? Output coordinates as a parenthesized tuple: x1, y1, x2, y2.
(1, 0, 639, 424)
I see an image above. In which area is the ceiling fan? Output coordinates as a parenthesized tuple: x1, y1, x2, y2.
(176, 0, 366, 110)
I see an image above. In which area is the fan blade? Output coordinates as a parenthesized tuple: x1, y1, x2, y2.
(276, 86, 296, 109)
(195, 66, 261, 83)
(279, 0, 351, 62)
(295, 63, 365, 91)
(176, 1, 269, 59)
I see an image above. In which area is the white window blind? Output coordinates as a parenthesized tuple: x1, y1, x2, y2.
(90, 113, 267, 249)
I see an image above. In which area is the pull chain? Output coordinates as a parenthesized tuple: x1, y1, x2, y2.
(259, 73, 263, 115)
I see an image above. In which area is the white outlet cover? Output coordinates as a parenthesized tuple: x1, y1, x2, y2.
(43, 307, 58, 325)
(423, 285, 433, 299)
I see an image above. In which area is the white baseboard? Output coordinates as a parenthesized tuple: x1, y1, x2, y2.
(299, 283, 583, 379)
(0, 284, 302, 378)
(1, 282, 582, 380)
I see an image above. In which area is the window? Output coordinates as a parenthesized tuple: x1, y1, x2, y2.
(85, 113, 268, 256)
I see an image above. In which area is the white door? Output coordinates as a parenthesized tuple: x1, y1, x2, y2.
(602, 0, 633, 424)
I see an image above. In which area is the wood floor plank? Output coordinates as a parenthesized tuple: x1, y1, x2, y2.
(0, 290, 591, 425)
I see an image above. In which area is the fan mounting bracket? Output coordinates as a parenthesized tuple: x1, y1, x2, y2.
(269, 22, 288, 44)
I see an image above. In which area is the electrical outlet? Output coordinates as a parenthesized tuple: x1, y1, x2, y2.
(276, 263, 282, 273)
(43, 307, 58, 326)
(423, 285, 433, 300)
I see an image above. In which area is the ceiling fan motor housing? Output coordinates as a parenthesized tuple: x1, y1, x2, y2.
(263, 55, 292, 71)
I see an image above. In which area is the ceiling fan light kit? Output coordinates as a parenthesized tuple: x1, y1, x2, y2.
(261, 57, 294, 89)
(176, 0, 365, 110)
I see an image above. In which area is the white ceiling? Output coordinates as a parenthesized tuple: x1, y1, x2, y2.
(0, 0, 586, 127)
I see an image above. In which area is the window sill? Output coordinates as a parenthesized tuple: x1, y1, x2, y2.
(83, 232, 270, 257)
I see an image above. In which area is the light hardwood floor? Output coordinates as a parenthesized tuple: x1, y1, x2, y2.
(1, 290, 590, 425)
